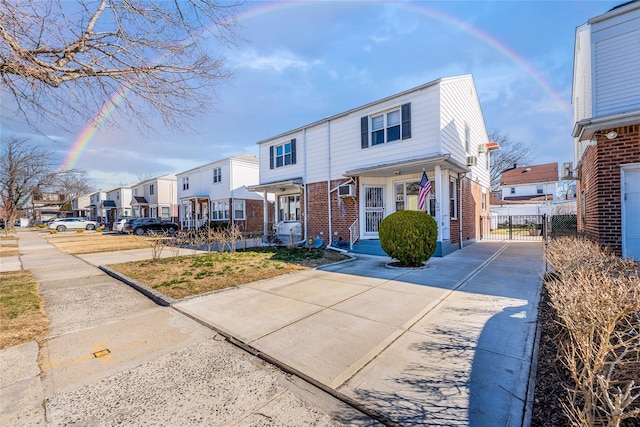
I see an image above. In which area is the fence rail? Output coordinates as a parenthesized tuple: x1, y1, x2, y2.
(480, 215, 547, 241)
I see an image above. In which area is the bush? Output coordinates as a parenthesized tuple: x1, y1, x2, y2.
(379, 210, 437, 266)
(544, 237, 640, 426)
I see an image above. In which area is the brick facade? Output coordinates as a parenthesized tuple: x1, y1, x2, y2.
(304, 179, 359, 245)
(577, 125, 640, 254)
(242, 199, 271, 233)
(452, 177, 485, 245)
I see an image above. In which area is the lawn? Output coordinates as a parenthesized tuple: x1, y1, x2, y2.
(0, 271, 49, 350)
(0, 243, 19, 257)
(108, 247, 349, 300)
(43, 231, 152, 254)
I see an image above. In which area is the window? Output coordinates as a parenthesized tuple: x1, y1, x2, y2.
(482, 190, 487, 211)
(450, 178, 457, 219)
(149, 184, 154, 195)
(536, 185, 544, 194)
(361, 103, 411, 148)
(270, 139, 296, 169)
(464, 125, 471, 153)
(134, 189, 138, 196)
(394, 180, 436, 216)
(213, 168, 222, 183)
(486, 152, 490, 170)
(233, 199, 245, 220)
(510, 187, 516, 195)
(211, 200, 229, 220)
(161, 207, 170, 218)
(278, 194, 300, 221)
(182, 177, 189, 190)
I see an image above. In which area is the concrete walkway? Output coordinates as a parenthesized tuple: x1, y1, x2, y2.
(1, 230, 367, 426)
(174, 241, 544, 426)
(2, 230, 544, 426)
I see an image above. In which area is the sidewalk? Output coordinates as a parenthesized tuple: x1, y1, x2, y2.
(174, 240, 544, 426)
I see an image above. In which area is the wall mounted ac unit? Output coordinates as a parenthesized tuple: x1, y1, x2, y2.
(467, 156, 478, 166)
(478, 144, 487, 153)
(338, 184, 356, 197)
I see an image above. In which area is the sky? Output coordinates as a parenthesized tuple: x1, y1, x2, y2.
(2, 0, 625, 191)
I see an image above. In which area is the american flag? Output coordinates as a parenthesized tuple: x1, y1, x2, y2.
(418, 171, 431, 211)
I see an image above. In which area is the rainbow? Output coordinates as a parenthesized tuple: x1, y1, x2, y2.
(62, 0, 573, 170)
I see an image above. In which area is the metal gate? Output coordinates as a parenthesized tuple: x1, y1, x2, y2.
(480, 215, 547, 241)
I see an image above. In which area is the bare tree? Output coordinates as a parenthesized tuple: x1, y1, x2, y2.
(55, 169, 94, 203)
(489, 129, 535, 192)
(0, 0, 240, 132)
(0, 136, 60, 230)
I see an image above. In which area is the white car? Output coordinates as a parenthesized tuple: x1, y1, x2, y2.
(112, 218, 130, 233)
(48, 217, 99, 232)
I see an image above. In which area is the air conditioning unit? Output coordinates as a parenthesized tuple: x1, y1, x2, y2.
(478, 144, 487, 153)
(338, 184, 356, 197)
(467, 156, 477, 166)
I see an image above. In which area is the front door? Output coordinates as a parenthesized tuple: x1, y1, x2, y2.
(363, 186, 384, 238)
(622, 164, 640, 260)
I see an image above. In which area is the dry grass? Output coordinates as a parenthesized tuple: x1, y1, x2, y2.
(43, 232, 152, 254)
(108, 248, 348, 300)
(0, 243, 19, 257)
(0, 271, 49, 350)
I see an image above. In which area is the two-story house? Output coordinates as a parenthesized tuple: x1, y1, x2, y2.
(71, 195, 90, 218)
(250, 74, 496, 256)
(88, 191, 108, 222)
(105, 186, 132, 224)
(572, 0, 640, 259)
(129, 174, 178, 220)
(176, 154, 271, 231)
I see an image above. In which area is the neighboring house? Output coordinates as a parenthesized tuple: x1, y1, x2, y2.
(129, 174, 178, 220)
(499, 163, 558, 202)
(176, 154, 271, 232)
(88, 191, 108, 222)
(31, 191, 66, 223)
(572, 0, 640, 259)
(105, 186, 132, 224)
(71, 195, 90, 218)
(250, 74, 496, 256)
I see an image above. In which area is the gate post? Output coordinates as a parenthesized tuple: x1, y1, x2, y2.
(508, 216, 512, 240)
(542, 214, 547, 240)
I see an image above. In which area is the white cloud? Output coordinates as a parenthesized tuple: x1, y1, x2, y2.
(230, 49, 320, 73)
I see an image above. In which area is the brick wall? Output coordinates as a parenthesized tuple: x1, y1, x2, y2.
(450, 177, 485, 245)
(242, 199, 271, 232)
(305, 179, 358, 245)
(577, 124, 640, 254)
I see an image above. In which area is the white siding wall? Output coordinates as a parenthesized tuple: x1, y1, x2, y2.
(573, 24, 593, 123)
(258, 135, 305, 184)
(501, 182, 557, 199)
(440, 76, 491, 188)
(592, 8, 640, 116)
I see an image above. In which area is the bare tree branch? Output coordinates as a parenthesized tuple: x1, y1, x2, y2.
(0, 0, 241, 132)
(488, 128, 535, 192)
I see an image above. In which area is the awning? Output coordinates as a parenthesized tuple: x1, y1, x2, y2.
(130, 196, 148, 206)
(101, 200, 117, 208)
(248, 178, 303, 193)
(179, 195, 210, 201)
(572, 111, 640, 141)
(344, 154, 469, 177)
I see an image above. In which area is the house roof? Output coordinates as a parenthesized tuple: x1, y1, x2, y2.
(131, 196, 148, 205)
(500, 163, 558, 186)
(345, 154, 469, 177)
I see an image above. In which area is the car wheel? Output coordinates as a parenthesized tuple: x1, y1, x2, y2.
(56, 225, 66, 232)
(168, 227, 176, 235)
(86, 224, 95, 230)
(134, 227, 145, 236)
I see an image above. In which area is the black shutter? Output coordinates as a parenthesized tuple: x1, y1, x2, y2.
(290, 139, 296, 164)
(269, 146, 274, 169)
(361, 116, 369, 149)
(401, 103, 411, 140)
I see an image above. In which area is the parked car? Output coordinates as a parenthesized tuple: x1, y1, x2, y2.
(48, 217, 99, 232)
(126, 218, 178, 236)
(0, 218, 5, 229)
(112, 218, 131, 234)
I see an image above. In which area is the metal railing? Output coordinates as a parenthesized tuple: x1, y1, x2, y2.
(480, 215, 547, 241)
(349, 218, 360, 249)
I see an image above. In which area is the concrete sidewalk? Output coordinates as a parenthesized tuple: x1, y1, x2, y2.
(174, 241, 544, 426)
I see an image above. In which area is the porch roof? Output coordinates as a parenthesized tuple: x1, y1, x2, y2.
(572, 111, 640, 141)
(344, 154, 469, 177)
(248, 178, 303, 193)
(179, 195, 210, 201)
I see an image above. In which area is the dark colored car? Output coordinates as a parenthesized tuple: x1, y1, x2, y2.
(0, 218, 5, 229)
(126, 218, 178, 236)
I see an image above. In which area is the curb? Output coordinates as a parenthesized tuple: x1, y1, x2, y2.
(99, 265, 176, 306)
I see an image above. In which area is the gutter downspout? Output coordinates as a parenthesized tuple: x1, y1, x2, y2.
(458, 173, 466, 249)
(303, 128, 308, 242)
(327, 120, 333, 244)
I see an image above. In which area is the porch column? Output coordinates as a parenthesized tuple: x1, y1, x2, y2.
(262, 190, 268, 236)
(434, 164, 443, 241)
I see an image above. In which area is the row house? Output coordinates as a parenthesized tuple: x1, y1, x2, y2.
(250, 74, 496, 256)
(572, 1, 640, 259)
(87, 191, 108, 223)
(129, 174, 178, 221)
(104, 186, 132, 223)
(177, 154, 271, 232)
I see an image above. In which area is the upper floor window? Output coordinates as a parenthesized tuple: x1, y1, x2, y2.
(536, 185, 544, 194)
(213, 168, 222, 183)
(182, 177, 189, 190)
(361, 103, 411, 149)
(270, 139, 297, 169)
(464, 125, 471, 153)
(510, 187, 516, 195)
(149, 184, 154, 195)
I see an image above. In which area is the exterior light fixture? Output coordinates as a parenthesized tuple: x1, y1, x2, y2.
(606, 131, 618, 140)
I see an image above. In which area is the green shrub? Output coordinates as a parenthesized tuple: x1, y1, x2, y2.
(379, 210, 437, 266)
